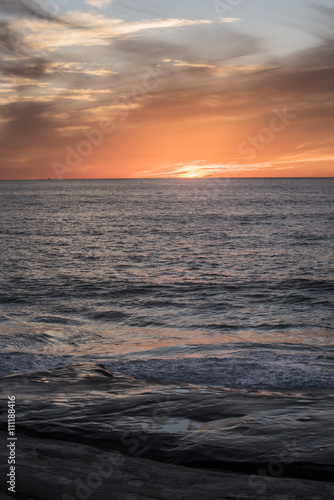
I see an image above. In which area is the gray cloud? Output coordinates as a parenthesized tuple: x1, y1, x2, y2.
(0, 0, 77, 25)
(1, 59, 50, 79)
(0, 0, 83, 57)
(0, 100, 59, 141)
(112, 23, 261, 67)
(0, 21, 27, 55)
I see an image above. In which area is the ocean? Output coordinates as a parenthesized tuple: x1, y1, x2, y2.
(0, 178, 333, 391)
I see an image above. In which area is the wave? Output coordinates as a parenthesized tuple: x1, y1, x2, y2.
(1, 346, 333, 392)
(88, 310, 130, 321)
(30, 315, 81, 325)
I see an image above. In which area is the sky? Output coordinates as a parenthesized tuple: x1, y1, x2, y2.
(0, 0, 333, 179)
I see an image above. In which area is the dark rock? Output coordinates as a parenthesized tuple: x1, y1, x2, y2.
(0, 362, 333, 499)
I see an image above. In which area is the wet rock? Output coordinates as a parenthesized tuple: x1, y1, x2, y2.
(0, 362, 333, 499)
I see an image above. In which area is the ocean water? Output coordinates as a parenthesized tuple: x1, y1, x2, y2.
(0, 178, 333, 391)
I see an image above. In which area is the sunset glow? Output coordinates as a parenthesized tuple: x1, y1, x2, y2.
(178, 168, 206, 178)
(0, 0, 333, 179)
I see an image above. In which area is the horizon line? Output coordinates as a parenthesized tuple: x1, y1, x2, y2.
(0, 176, 334, 181)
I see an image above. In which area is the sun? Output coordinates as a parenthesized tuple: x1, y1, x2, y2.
(179, 168, 205, 178)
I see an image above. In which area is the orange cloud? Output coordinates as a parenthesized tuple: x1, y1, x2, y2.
(0, 3, 333, 179)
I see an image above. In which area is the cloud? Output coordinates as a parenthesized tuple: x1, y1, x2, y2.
(220, 17, 241, 23)
(66, 12, 213, 38)
(0, 0, 79, 26)
(0, 0, 84, 59)
(0, 21, 25, 55)
(0, 100, 66, 178)
(164, 59, 216, 69)
(85, 0, 113, 7)
(135, 161, 279, 178)
(111, 24, 261, 74)
(1, 59, 50, 79)
(6, 14, 214, 52)
(1, 1, 334, 179)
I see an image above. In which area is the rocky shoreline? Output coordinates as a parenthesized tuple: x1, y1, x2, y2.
(1, 362, 333, 499)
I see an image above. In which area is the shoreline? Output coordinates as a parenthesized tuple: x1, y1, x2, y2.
(1, 362, 334, 499)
